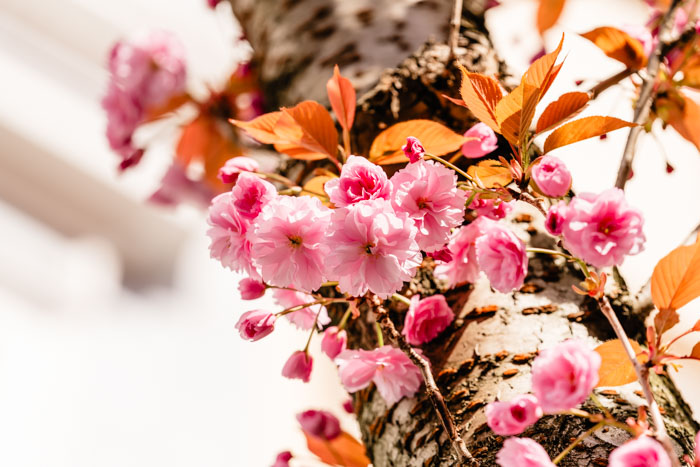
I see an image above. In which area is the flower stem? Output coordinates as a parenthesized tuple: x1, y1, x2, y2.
(391, 293, 413, 306)
(374, 321, 384, 347)
(426, 153, 475, 183)
(303, 308, 324, 353)
(526, 247, 573, 260)
(553, 421, 604, 464)
(338, 308, 353, 330)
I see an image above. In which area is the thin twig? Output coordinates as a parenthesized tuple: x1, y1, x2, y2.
(587, 69, 636, 100)
(448, 0, 464, 62)
(512, 190, 547, 216)
(553, 421, 605, 464)
(373, 299, 478, 466)
(615, 0, 683, 189)
(597, 296, 680, 467)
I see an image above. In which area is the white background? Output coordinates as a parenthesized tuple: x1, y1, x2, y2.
(0, 0, 698, 466)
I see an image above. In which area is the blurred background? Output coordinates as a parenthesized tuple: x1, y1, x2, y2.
(0, 0, 699, 466)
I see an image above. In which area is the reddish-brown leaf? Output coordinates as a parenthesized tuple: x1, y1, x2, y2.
(543, 116, 635, 153)
(369, 120, 468, 165)
(595, 339, 647, 387)
(664, 91, 700, 152)
(467, 160, 513, 188)
(304, 432, 370, 467)
(581, 27, 648, 70)
(144, 93, 191, 122)
(654, 308, 680, 338)
(327, 65, 357, 131)
(230, 111, 284, 144)
(524, 34, 565, 97)
(651, 234, 700, 312)
(275, 100, 339, 158)
(691, 342, 700, 359)
(536, 0, 566, 35)
(458, 66, 503, 132)
(495, 84, 524, 145)
(535, 92, 590, 134)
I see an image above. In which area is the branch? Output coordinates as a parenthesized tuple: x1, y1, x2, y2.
(615, 0, 684, 189)
(587, 68, 636, 100)
(373, 299, 478, 466)
(597, 296, 680, 467)
(448, 0, 464, 62)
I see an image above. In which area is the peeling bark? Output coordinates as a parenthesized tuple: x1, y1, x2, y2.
(229, 1, 698, 464)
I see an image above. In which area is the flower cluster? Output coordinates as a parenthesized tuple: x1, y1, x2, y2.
(102, 31, 186, 166)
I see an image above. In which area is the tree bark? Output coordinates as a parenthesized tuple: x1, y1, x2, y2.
(228, 1, 698, 464)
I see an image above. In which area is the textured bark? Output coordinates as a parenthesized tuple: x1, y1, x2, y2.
(229, 1, 698, 464)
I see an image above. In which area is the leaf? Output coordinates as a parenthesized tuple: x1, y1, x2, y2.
(543, 116, 635, 153)
(495, 84, 525, 145)
(536, 0, 566, 35)
(467, 160, 512, 188)
(524, 35, 564, 98)
(664, 91, 700, 152)
(327, 65, 357, 131)
(654, 308, 680, 337)
(651, 234, 700, 311)
(301, 175, 334, 202)
(275, 101, 339, 158)
(458, 66, 503, 132)
(369, 120, 468, 165)
(595, 339, 647, 387)
(691, 342, 700, 359)
(144, 93, 191, 122)
(230, 111, 284, 144)
(304, 431, 370, 467)
(535, 92, 590, 134)
(580, 27, 648, 70)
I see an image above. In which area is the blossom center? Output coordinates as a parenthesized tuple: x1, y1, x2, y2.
(288, 235, 303, 249)
(363, 242, 376, 255)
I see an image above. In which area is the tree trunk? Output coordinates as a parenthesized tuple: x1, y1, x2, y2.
(228, 1, 698, 464)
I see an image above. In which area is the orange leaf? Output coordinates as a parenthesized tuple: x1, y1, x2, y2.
(230, 111, 284, 144)
(535, 92, 590, 134)
(581, 27, 648, 70)
(458, 66, 503, 132)
(145, 93, 191, 122)
(327, 65, 357, 132)
(301, 175, 335, 203)
(651, 234, 700, 312)
(275, 101, 339, 158)
(304, 431, 370, 467)
(543, 116, 635, 153)
(524, 35, 565, 100)
(467, 160, 512, 188)
(595, 339, 647, 387)
(369, 120, 468, 165)
(654, 308, 680, 338)
(691, 342, 700, 359)
(680, 54, 700, 88)
(664, 91, 700, 152)
(495, 84, 524, 145)
(536, 0, 566, 36)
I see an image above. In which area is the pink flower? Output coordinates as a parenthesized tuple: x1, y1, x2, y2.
(428, 247, 453, 263)
(486, 394, 543, 435)
(101, 83, 143, 157)
(545, 201, 568, 236)
(621, 23, 654, 57)
(496, 438, 555, 467)
(230, 172, 277, 222)
(475, 223, 528, 293)
(282, 351, 313, 383)
(324, 155, 391, 207)
(336, 346, 423, 405)
(296, 410, 341, 440)
(468, 194, 514, 220)
(402, 294, 454, 345)
(108, 30, 186, 110)
(251, 195, 331, 292)
(321, 326, 347, 359)
(343, 399, 354, 413)
(531, 155, 572, 198)
(531, 340, 601, 413)
(271, 451, 292, 467)
(609, 436, 671, 467)
(402, 136, 426, 163)
(434, 217, 493, 288)
(207, 192, 257, 277)
(695, 432, 700, 467)
(235, 310, 276, 341)
(218, 157, 260, 184)
(148, 161, 214, 206)
(462, 123, 498, 158)
(391, 160, 467, 252)
(560, 188, 645, 268)
(238, 278, 266, 300)
(326, 199, 421, 299)
(272, 289, 330, 330)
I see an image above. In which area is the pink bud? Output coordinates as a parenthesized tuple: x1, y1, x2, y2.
(296, 410, 341, 440)
(462, 123, 498, 158)
(321, 326, 348, 359)
(271, 451, 292, 467)
(402, 136, 426, 163)
(235, 310, 276, 341)
(486, 394, 543, 435)
(282, 351, 313, 383)
(218, 156, 260, 184)
(428, 247, 453, 263)
(238, 278, 266, 300)
(402, 294, 454, 345)
(496, 438, 554, 467)
(531, 155, 572, 198)
(609, 436, 671, 467)
(545, 201, 568, 236)
(343, 398, 354, 414)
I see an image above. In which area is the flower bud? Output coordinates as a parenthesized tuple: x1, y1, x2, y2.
(461, 122, 498, 158)
(402, 136, 425, 163)
(238, 278, 266, 300)
(218, 156, 259, 184)
(296, 410, 341, 440)
(321, 326, 347, 359)
(531, 155, 572, 198)
(486, 394, 542, 436)
(235, 310, 276, 341)
(282, 351, 313, 383)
